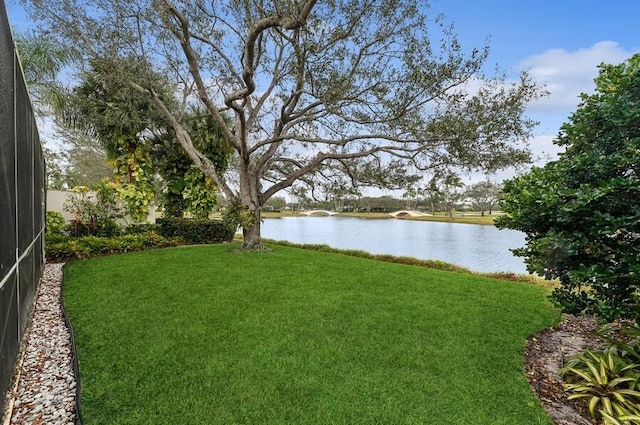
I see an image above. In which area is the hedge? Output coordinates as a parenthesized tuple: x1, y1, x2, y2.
(156, 217, 235, 245)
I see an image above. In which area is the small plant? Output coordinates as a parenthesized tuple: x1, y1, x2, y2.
(561, 347, 640, 424)
(222, 197, 256, 231)
(46, 211, 66, 237)
(63, 183, 124, 237)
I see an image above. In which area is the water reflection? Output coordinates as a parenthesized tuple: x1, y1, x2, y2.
(261, 216, 527, 274)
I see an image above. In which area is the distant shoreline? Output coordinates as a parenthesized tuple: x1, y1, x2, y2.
(260, 211, 501, 226)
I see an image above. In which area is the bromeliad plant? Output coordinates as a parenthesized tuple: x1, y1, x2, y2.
(561, 346, 640, 424)
(600, 411, 640, 425)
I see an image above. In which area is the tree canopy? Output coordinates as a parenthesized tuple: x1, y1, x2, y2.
(152, 109, 233, 218)
(24, 0, 544, 248)
(65, 57, 176, 220)
(497, 54, 640, 322)
(465, 180, 501, 216)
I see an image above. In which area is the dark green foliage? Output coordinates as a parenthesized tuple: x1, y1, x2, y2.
(152, 109, 232, 218)
(70, 56, 172, 156)
(45, 233, 69, 245)
(156, 217, 234, 245)
(124, 223, 161, 235)
(66, 219, 121, 238)
(497, 54, 640, 322)
(45, 233, 180, 262)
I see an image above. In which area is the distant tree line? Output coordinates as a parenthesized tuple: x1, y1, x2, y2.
(265, 179, 502, 215)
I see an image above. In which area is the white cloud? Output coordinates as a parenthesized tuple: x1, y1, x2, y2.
(520, 41, 639, 111)
(504, 41, 640, 177)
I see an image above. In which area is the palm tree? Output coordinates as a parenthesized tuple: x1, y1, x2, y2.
(14, 33, 73, 115)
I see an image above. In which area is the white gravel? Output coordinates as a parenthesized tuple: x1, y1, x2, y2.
(6, 263, 77, 425)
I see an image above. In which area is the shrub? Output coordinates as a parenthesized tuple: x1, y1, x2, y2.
(156, 217, 234, 245)
(64, 184, 124, 237)
(46, 232, 180, 262)
(66, 218, 122, 238)
(497, 55, 640, 322)
(182, 166, 219, 219)
(125, 223, 161, 235)
(46, 211, 66, 237)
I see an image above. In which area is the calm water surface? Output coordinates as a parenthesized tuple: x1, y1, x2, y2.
(262, 216, 527, 274)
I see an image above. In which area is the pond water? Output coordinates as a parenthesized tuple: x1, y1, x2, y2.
(261, 216, 528, 274)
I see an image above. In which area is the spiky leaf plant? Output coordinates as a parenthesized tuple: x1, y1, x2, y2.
(561, 347, 640, 424)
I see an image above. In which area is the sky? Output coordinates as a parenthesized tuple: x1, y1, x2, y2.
(4, 0, 640, 185)
(426, 0, 640, 180)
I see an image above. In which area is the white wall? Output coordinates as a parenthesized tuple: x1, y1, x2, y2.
(46, 190, 156, 224)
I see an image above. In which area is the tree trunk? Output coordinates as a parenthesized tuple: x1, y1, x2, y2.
(242, 213, 262, 250)
(237, 156, 265, 250)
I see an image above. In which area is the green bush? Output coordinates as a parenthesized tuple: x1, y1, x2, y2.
(497, 55, 640, 322)
(156, 217, 234, 244)
(125, 223, 161, 235)
(66, 218, 122, 238)
(46, 211, 66, 237)
(46, 232, 180, 262)
(46, 234, 70, 245)
(64, 184, 124, 238)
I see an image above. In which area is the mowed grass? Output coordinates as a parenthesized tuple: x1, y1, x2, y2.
(63, 244, 559, 425)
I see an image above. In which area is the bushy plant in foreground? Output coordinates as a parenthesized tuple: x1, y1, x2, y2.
(46, 232, 180, 262)
(562, 339, 640, 424)
(497, 54, 640, 322)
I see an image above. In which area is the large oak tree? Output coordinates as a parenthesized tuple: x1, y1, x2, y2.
(25, 0, 543, 248)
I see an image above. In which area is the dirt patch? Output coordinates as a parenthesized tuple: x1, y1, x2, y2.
(524, 315, 609, 425)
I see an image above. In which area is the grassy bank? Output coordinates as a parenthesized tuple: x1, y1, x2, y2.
(261, 210, 501, 225)
(64, 244, 558, 424)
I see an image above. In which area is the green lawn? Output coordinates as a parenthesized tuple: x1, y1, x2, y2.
(63, 244, 559, 424)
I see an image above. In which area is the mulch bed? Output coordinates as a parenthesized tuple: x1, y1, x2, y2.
(524, 314, 608, 425)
